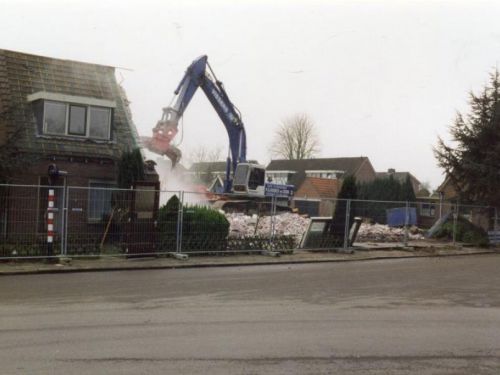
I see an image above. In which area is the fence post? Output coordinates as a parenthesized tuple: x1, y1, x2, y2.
(61, 186, 67, 256)
(495, 207, 498, 234)
(452, 201, 459, 246)
(404, 201, 409, 247)
(176, 191, 184, 254)
(46, 188, 55, 260)
(343, 199, 351, 250)
(270, 195, 277, 240)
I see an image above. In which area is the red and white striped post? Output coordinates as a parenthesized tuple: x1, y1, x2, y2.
(47, 188, 55, 258)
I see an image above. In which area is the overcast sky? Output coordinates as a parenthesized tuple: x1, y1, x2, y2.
(2, 0, 500, 189)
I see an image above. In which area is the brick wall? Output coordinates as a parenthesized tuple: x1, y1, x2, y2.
(11, 159, 117, 186)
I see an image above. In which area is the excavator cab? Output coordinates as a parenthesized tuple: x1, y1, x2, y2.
(232, 163, 266, 196)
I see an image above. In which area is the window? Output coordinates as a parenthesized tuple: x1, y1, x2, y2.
(89, 107, 111, 139)
(69, 105, 86, 135)
(88, 181, 115, 221)
(248, 167, 265, 190)
(44, 101, 66, 134)
(420, 203, 436, 217)
(266, 171, 295, 184)
(43, 100, 111, 140)
(305, 170, 342, 179)
(294, 199, 320, 217)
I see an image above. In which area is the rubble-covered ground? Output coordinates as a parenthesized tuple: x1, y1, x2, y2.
(225, 212, 310, 243)
(224, 212, 426, 245)
(356, 223, 426, 242)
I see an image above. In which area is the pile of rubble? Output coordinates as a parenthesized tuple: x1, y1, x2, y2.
(225, 212, 310, 242)
(356, 223, 425, 242)
(224, 213, 426, 244)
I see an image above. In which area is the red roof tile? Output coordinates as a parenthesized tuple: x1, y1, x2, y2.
(295, 177, 339, 199)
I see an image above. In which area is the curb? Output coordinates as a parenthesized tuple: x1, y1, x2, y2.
(0, 250, 497, 276)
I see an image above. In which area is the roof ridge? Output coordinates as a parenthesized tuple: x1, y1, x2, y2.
(0, 48, 115, 69)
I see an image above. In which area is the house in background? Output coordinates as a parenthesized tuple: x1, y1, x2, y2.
(434, 175, 492, 231)
(414, 195, 441, 228)
(0, 49, 157, 243)
(293, 177, 340, 216)
(375, 168, 424, 196)
(267, 157, 377, 216)
(374, 168, 441, 227)
(266, 157, 376, 186)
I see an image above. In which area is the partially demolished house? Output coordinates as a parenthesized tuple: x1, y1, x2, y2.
(188, 161, 229, 192)
(0, 49, 156, 245)
(294, 177, 340, 216)
(188, 160, 260, 193)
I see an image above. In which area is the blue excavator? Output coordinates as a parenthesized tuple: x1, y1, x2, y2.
(148, 55, 292, 199)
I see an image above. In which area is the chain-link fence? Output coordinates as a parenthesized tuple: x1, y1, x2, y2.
(1, 183, 498, 259)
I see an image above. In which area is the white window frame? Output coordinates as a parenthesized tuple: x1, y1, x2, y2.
(42, 100, 112, 140)
(265, 170, 296, 184)
(305, 170, 344, 179)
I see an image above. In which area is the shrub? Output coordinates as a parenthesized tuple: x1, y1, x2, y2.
(157, 195, 181, 251)
(182, 206, 230, 252)
(434, 216, 489, 247)
(157, 199, 230, 253)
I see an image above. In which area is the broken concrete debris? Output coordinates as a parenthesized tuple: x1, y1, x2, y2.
(356, 223, 425, 242)
(224, 212, 310, 243)
(224, 212, 425, 244)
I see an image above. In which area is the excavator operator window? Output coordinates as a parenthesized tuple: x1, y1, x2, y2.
(248, 167, 265, 190)
(234, 164, 250, 190)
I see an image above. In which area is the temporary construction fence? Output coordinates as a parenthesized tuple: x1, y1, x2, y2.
(0, 183, 498, 260)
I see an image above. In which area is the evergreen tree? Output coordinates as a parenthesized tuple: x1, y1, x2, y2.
(337, 174, 357, 200)
(357, 176, 402, 202)
(113, 148, 146, 221)
(435, 68, 500, 205)
(400, 175, 416, 202)
(328, 175, 357, 239)
(117, 148, 145, 188)
(356, 176, 411, 224)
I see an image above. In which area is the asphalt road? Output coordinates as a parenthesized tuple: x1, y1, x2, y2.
(2, 255, 500, 374)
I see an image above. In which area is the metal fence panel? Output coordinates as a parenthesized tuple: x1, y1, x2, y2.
(0, 184, 64, 258)
(65, 186, 180, 257)
(351, 199, 408, 245)
(1, 182, 499, 260)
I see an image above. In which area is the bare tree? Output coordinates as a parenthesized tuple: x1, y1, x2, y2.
(187, 145, 223, 165)
(186, 145, 224, 185)
(270, 113, 320, 160)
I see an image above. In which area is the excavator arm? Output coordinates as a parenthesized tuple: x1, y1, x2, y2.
(151, 55, 247, 190)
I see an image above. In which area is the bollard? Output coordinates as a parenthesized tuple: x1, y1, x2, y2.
(47, 188, 55, 260)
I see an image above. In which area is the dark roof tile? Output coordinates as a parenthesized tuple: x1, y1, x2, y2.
(267, 157, 371, 187)
(0, 48, 138, 159)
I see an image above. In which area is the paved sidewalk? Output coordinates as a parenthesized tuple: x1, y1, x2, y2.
(0, 244, 497, 276)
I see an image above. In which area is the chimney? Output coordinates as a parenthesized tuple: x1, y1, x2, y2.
(388, 168, 396, 174)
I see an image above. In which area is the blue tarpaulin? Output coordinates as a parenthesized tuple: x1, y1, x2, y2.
(386, 207, 417, 227)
